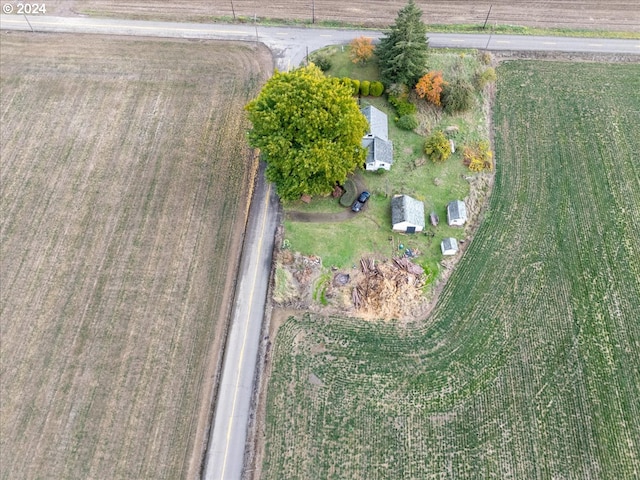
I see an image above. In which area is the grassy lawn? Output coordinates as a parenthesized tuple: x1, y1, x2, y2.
(260, 60, 640, 479)
(284, 48, 491, 278)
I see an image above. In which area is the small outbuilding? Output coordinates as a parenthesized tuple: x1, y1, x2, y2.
(447, 200, 467, 226)
(441, 237, 459, 256)
(391, 195, 425, 233)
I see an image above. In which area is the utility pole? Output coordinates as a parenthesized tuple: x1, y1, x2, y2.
(230, 0, 236, 21)
(312, 0, 315, 24)
(483, 5, 493, 30)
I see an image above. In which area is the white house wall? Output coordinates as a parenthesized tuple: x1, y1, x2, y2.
(366, 162, 391, 171)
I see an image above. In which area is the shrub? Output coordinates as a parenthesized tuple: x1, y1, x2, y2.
(387, 83, 409, 99)
(463, 141, 493, 172)
(388, 94, 416, 116)
(349, 36, 375, 64)
(339, 179, 358, 206)
(309, 52, 332, 72)
(475, 67, 497, 90)
(370, 81, 384, 97)
(424, 130, 452, 162)
(479, 51, 493, 65)
(396, 114, 419, 131)
(351, 79, 361, 96)
(441, 80, 475, 114)
(360, 80, 370, 96)
(415, 71, 446, 106)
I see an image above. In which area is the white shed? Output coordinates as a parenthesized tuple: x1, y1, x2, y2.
(441, 237, 459, 256)
(447, 200, 467, 226)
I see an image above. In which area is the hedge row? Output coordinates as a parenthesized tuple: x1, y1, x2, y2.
(341, 78, 384, 97)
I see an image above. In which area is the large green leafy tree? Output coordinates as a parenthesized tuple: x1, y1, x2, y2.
(376, 0, 429, 87)
(245, 64, 367, 201)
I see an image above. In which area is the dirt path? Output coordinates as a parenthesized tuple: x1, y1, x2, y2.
(286, 173, 369, 222)
(286, 209, 355, 222)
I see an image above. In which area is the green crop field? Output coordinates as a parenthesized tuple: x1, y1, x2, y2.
(258, 61, 640, 478)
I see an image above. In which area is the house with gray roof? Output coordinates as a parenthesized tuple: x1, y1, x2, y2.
(447, 200, 467, 226)
(391, 195, 425, 233)
(441, 237, 459, 256)
(361, 105, 393, 171)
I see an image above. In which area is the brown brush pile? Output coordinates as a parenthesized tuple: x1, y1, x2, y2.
(275, 249, 432, 320)
(351, 257, 429, 320)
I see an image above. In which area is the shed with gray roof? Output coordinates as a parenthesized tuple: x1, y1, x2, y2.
(447, 200, 467, 226)
(441, 237, 459, 256)
(391, 195, 425, 233)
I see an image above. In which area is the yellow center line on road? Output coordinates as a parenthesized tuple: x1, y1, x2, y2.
(543, 42, 556, 45)
(588, 43, 603, 47)
(0, 17, 251, 35)
(495, 40, 511, 43)
(450, 39, 464, 42)
(219, 182, 271, 480)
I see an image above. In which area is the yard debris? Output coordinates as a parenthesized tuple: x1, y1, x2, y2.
(350, 257, 428, 319)
(360, 257, 378, 275)
(393, 256, 424, 275)
(333, 273, 350, 286)
(275, 250, 430, 320)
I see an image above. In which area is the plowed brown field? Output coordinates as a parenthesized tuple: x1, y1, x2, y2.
(49, 0, 640, 32)
(0, 33, 271, 479)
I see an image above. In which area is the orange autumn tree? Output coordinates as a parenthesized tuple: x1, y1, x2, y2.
(349, 36, 374, 64)
(415, 71, 446, 106)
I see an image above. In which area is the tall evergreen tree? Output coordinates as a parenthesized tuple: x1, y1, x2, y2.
(246, 64, 367, 201)
(376, 0, 429, 87)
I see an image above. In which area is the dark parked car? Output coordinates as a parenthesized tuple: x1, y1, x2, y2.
(351, 191, 370, 212)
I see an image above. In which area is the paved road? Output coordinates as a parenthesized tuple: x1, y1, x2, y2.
(203, 162, 278, 480)
(2, 13, 638, 480)
(1, 15, 639, 70)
